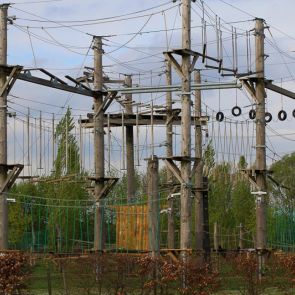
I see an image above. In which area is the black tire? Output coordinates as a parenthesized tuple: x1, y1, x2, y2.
(232, 106, 242, 117)
(216, 111, 224, 122)
(265, 112, 272, 123)
(249, 109, 256, 120)
(292, 109, 295, 118)
(278, 110, 287, 121)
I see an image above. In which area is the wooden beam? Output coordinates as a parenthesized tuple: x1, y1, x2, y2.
(0, 164, 24, 194)
(190, 55, 199, 72)
(241, 80, 256, 100)
(94, 91, 117, 118)
(265, 80, 295, 100)
(164, 159, 184, 184)
(80, 113, 209, 128)
(0, 66, 22, 96)
(17, 72, 98, 97)
(164, 52, 184, 79)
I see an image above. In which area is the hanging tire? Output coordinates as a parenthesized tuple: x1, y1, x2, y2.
(232, 106, 242, 117)
(278, 110, 287, 121)
(249, 109, 256, 120)
(293, 109, 295, 118)
(216, 111, 224, 122)
(265, 112, 272, 123)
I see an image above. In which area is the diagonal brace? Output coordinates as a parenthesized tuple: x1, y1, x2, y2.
(0, 164, 24, 194)
(164, 52, 185, 79)
(164, 159, 184, 184)
(94, 91, 118, 118)
(241, 80, 256, 101)
(96, 178, 119, 200)
(0, 66, 23, 97)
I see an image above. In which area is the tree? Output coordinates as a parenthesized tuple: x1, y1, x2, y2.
(269, 152, 295, 212)
(10, 109, 89, 252)
(54, 107, 80, 176)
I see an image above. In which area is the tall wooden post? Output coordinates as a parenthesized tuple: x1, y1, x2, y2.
(93, 36, 105, 251)
(147, 156, 159, 257)
(213, 222, 219, 251)
(125, 75, 135, 202)
(255, 18, 267, 273)
(194, 70, 204, 252)
(166, 60, 175, 249)
(180, 0, 192, 259)
(0, 4, 8, 250)
(202, 177, 210, 260)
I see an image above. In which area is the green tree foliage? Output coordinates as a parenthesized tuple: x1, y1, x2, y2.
(203, 140, 215, 177)
(9, 109, 89, 251)
(54, 107, 80, 176)
(208, 155, 255, 248)
(269, 152, 295, 212)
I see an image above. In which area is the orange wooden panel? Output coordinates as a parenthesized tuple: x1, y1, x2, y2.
(115, 205, 148, 251)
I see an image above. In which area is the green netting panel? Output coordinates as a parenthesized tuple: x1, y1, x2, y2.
(267, 207, 295, 251)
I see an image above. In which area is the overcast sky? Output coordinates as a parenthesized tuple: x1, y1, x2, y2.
(3, 0, 295, 176)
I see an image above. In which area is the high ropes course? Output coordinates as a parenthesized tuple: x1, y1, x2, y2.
(0, 0, 295, 260)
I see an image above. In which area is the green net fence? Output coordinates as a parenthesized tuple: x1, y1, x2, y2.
(7, 192, 295, 253)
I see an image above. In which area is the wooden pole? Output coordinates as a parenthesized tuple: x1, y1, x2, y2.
(39, 111, 42, 169)
(147, 156, 159, 257)
(255, 17, 267, 275)
(27, 108, 30, 168)
(0, 4, 8, 250)
(194, 70, 204, 252)
(125, 75, 135, 202)
(202, 177, 210, 260)
(52, 113, 55, 171)
(93, 36, 105, 251)
(79, 115, 82, 172)
(65, 111, 68, 173)
(46, 267, 52, 295)
(213, 222, 219, 251)
(166, 60, 175, 249)
(180, 0, 192, 260)
(239, 223, 244, 249)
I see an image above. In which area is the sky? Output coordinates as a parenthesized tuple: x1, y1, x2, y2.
(3, 0, 295, 177)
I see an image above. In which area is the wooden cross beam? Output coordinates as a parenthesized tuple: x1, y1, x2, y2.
(265, 80, 295, 100)
(80, 113, 209, 128)
(240, 77, 295, 101)
(0, 65, 107, 97)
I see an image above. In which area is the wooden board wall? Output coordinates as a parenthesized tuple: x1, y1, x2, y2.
(115, 205, 148, 251)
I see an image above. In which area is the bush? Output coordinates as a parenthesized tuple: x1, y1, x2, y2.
(0, 252, 29, 295)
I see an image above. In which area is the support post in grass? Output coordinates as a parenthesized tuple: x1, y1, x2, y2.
(46, 267, 52, 295)
(214, 222, 219, 251)
(61, 263, 68, 295)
